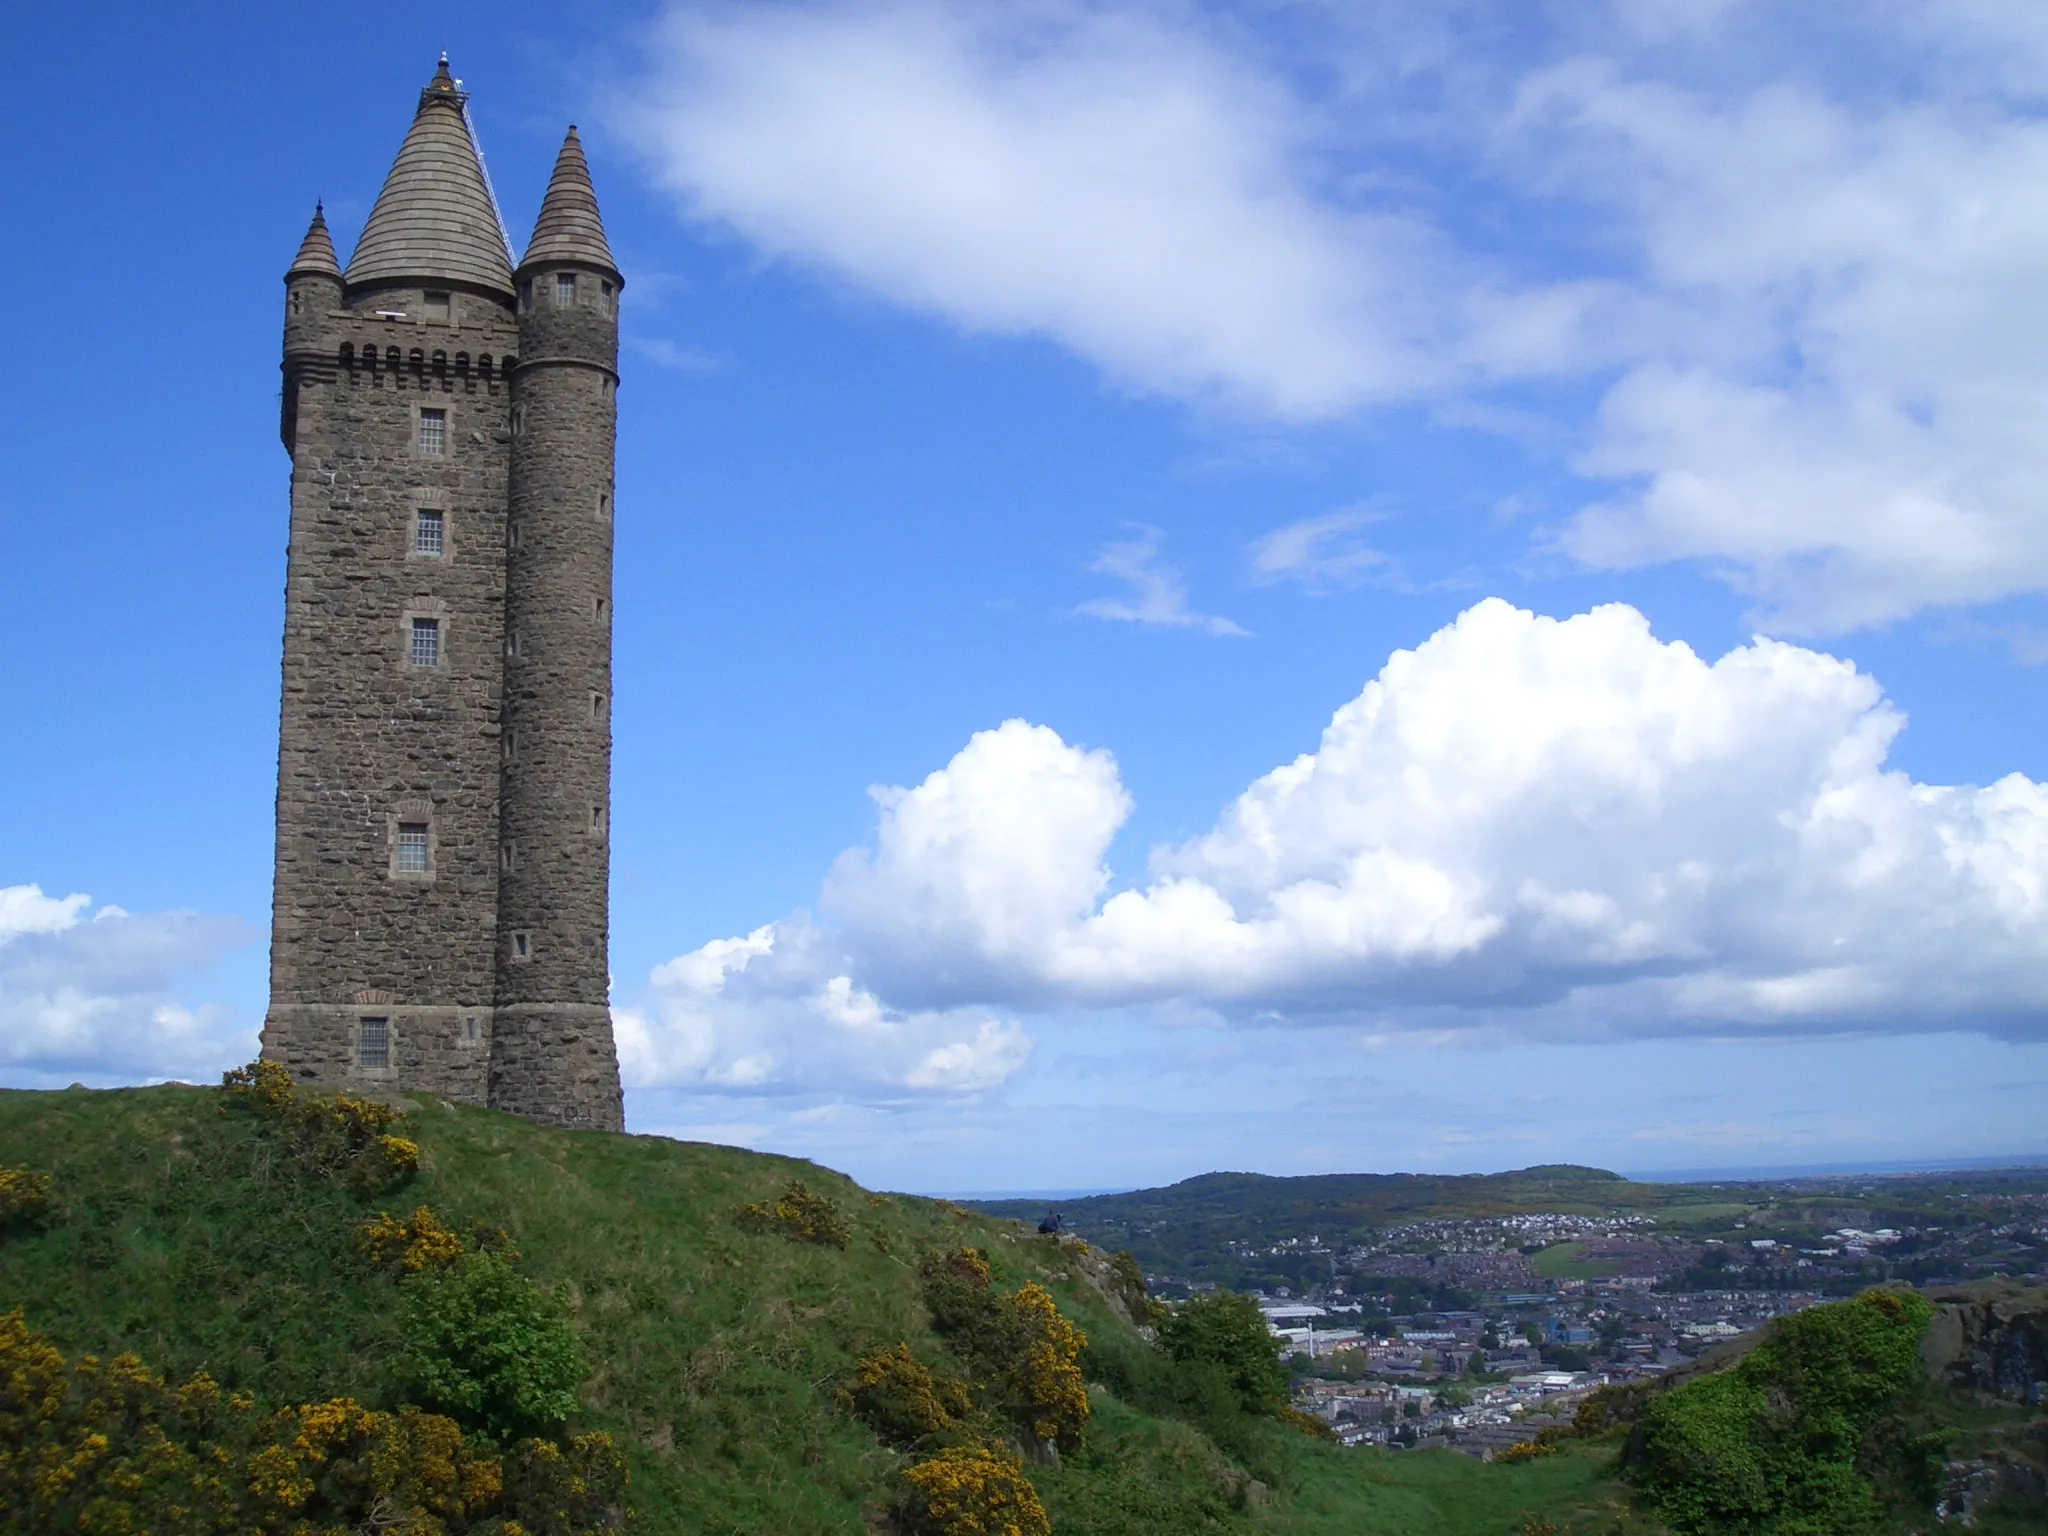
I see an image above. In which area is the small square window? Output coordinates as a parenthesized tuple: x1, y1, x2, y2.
(556, 273, 576, 306)
(411, 617, 440, 667)
(414, 509, 444, 556)
(423, 291, 450, 322)
(358, 1017, 390, 1070)
(511, 931, 532, 961)
(396, 822, 429, 872)
(419, 408, 446, 456)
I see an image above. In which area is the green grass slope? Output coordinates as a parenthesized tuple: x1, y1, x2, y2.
(0, 1085, 1645, 1535)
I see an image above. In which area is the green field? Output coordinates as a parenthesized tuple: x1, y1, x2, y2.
(1530, 1241, 1623, 1280)
(0, 1083, 1651, 1535)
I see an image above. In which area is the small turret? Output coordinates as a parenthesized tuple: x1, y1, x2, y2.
(491, 124, 623, 1131)
(512, 128, 622, 367)
(281, 204, 342, 451)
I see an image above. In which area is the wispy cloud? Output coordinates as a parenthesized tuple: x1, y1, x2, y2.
(1076, 527, 1247, 637)
(623, 1, 2048, 632)
(1249, 508, 1395, 592)
(628, 336, 722, 372)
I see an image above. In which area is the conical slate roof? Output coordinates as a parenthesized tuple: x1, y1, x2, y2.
(345, 58, 515, 295)
(287, 203, 341, 278)
(519, 127, 619, 278)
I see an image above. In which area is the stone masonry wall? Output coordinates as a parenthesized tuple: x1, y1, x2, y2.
(263, 279, 519, 1102)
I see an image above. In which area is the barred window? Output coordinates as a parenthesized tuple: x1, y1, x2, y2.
(556, 272, 576, 306)
(396, 823, 429, 872)
(419, 408, 446, 456)
(600, 279, 613, 313)
(358, 1017, 390, 1070)
(411, 617, 440, 667)
(414, 509, 444, 556)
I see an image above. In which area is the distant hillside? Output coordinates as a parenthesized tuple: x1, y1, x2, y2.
(0, 1084, 1643, 1535)
(967, 1164, 1715, 1287)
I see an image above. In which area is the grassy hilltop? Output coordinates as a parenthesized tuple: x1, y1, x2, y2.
(0, 1083, 1642, 1536)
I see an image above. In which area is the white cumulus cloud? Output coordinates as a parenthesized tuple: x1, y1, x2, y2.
(616, 916, 1036, 1095)
(627, 599, 2048, 1056)
(0, 885, 256, 1085)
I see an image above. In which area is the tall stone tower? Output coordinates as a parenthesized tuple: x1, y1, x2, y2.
(263, 59, 624, 1132)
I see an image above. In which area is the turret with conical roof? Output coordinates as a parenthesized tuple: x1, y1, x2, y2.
(520, 128, 619, 278)
(346, 57, 515, 298)
(490, 126, 623, 1127)
(281, 204, 343, 450)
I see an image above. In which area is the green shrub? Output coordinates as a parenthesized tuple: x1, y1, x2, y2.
(401, 1250, 586, 1441)
(1630, 1288, 1943, 1535)
(1158, 1290, 1288, 1417)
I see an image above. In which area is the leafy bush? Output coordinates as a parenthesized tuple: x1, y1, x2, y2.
(402, 1251, 587, 1441)
(844, 1342, 975, 1447)
(221, 1058, 418, 1196)
(0, 1307, 623, 1532)
(1629, 1288, 1943, 1535)
(898, 1444, 1052, 1536)
(0, 1166, 52, 1232)
(734, 1179, 852, 1248)
(1158, 1290, 1288, 1417)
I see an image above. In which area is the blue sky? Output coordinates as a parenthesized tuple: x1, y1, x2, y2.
(3, 0, 2046, 1192)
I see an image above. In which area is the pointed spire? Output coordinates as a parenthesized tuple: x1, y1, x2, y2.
(519, 127, 619, 278)
(287, 202, 341, 279)
(344, 57, 515, 295)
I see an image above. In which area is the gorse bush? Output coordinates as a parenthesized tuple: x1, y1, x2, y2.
(360, 1204, 470, 1276)
(1630, 1288, 1943, 1535)
(402, 1250, 587, 1442)
(0, 1307, 623, 1534)
(1005, 1282, 1090, 1453)
(844, 1342, 975, 1448)
(898, 1444, 1052, 1536)
(734, 1179, 852, 1248)
(0, 1165, 52, 1231)
(915, 1248, 1092, 1454)
(221, 1058, 419, 1196)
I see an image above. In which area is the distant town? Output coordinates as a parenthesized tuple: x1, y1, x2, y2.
(976, 1161, 2048, 1461)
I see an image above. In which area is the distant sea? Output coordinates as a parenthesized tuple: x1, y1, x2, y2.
(1624, 1153, 2048, 1183)
(922, 1187, 1136, 1203)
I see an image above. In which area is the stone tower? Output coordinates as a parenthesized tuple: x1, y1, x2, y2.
(263, 59, 624, 1131)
